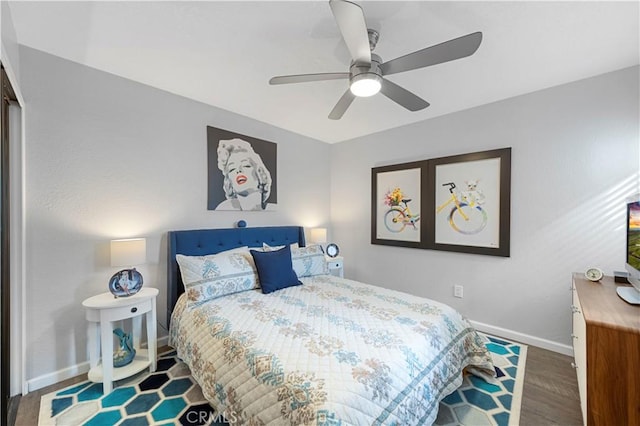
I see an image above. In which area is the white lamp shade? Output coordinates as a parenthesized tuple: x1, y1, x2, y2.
(111, 238, 146, 267)
(310, 228, 327, 244)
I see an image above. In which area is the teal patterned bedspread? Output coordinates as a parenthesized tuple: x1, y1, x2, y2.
(169, 274, 494, 425)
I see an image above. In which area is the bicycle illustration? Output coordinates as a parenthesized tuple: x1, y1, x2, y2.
(436, 182, 487, 235)
(383, 187, 420, 233)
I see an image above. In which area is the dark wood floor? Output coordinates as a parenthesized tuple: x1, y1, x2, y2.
(14, 373, 87, 426)
(13, 344, 583, 426)
(519, 345, 583, 425)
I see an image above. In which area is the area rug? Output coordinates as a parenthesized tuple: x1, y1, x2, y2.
(434, 334, 527, 426)
(39, 334, 526, 425)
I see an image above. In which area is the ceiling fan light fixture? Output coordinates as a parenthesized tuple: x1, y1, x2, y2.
(270, 0, 482, 119)
(350, 74, 382, 97)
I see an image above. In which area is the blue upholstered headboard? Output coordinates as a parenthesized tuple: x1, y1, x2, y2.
(167, 226, 306, 322)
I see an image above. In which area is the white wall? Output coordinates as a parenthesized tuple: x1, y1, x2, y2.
(1, 0, 20, 88)
(20, 46, 331, 389)
(330, 66, 639, 352)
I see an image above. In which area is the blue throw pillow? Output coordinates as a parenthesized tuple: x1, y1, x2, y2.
(250, 245, 302, 294)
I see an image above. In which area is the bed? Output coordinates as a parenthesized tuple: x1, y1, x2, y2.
(168, 226, 494, 425)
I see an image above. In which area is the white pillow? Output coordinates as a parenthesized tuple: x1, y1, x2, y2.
(218, 246, 250, 254)
(291, 244, 327, 277)
(262, 242, 300, 252)
(176, 251, 258, 305)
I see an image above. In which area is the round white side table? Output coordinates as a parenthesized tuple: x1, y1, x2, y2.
(82, 287, 158, 394)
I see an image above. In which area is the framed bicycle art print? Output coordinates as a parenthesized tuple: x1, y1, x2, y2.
(371, 160, 428, 248)
(371, 147, 511, 257)
(426, 147, 511, 257)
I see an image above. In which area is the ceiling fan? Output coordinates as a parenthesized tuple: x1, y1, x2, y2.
(269, 0, 482, 120)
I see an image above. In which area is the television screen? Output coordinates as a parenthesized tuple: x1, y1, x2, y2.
(620, 200, 640, 304)
(628, 201, 640, 271)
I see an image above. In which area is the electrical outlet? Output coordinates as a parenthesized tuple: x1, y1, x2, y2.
(454, 285, 464, 298)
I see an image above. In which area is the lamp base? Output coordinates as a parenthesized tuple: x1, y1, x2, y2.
(109, 268, 144, 297)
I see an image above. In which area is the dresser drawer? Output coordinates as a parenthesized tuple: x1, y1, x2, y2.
(327, 259, 343, 270)
(572, 287, 587, 425)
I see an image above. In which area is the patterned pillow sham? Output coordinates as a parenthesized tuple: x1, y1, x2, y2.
(291, 244, 327, 277)
(176, 251, 258, 305)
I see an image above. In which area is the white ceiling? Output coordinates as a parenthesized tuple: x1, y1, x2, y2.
(8, 1, 640, 144)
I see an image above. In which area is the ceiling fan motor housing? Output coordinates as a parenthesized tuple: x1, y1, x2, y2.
(367, 29, 380, 51)
(349, 53, 383, 97)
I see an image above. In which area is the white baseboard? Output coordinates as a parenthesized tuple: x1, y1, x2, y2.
(470, 320, 574, 357)
(26, 335, 170, 393)
(27, 361, 91, 393)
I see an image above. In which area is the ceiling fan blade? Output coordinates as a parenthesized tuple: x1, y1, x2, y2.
(380, 78, 430, 111)
(269, 73, 350, 85)
(329, 0, 371, 65)
(328, 89, 356, 120)
(380, 32, 482, 76)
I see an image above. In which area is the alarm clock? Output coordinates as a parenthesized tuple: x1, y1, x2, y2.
(325, 243, 340, 258)
(585, 267, 604, 282)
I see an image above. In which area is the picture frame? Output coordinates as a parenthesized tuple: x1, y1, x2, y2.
(371, 160, 428, 248)
(207, 126, 278, 211)
(425, 147, 511, 257)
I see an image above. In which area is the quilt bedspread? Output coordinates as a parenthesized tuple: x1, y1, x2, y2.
(169, 275, 494, 425)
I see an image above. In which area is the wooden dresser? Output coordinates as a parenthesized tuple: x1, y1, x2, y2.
(571, 273, 640, 426)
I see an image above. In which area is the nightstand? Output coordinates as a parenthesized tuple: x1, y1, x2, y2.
(82, 287, 158, 394)
(326, 255, 344, 278)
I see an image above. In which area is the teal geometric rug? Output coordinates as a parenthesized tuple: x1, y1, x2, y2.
(435, 334, 527, 426)
(39, 334, 526, 426)
(37, 351, 225, 426)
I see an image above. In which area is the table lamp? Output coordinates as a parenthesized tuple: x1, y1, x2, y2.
(310, 228, 327, 252)
(109, 238, 146, 297)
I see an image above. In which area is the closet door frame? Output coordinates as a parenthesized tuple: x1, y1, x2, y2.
(1, 64, 16, 425)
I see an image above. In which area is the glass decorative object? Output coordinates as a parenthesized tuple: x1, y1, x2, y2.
(113, 328, 136, 367)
